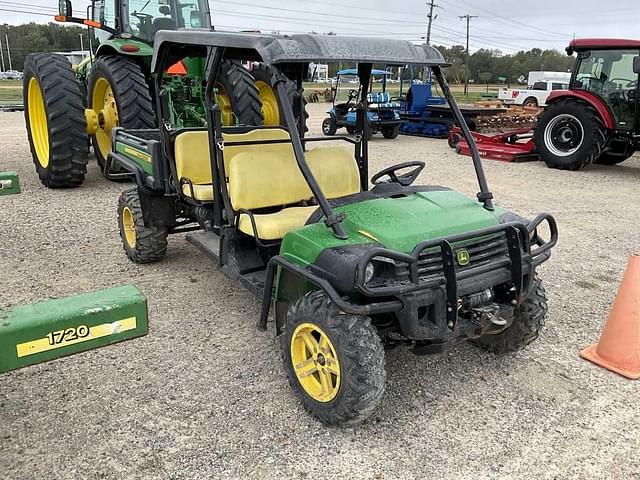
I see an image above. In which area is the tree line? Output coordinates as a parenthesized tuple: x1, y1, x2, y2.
(1, 23, 574, 85)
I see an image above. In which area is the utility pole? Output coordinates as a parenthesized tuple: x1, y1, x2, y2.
(425, 0, 439, 45)
(0, 36, 5, 72)
(459, 14, 477, 96)
(5, 34, 12, 71)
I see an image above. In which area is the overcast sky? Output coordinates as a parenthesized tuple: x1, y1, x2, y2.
(1, 0, 639, 54)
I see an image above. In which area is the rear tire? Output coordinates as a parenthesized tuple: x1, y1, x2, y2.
(281, 291, 386, 426)
(472, 275, 547, 354)
(88, 56, 155, 174)
(215, 60, 264, 127)
(23, 53, 88, 188)
(534, 99, 607, 170)
(251, 63, 308, 132)
(382, 125, 400, 139)
(523, 97, 538, 108)
(118, 188, 168, 264)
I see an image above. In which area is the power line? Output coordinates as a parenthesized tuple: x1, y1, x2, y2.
(459, 14, 477, 95)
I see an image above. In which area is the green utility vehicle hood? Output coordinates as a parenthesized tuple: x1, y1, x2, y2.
(281, 189, 506, 265)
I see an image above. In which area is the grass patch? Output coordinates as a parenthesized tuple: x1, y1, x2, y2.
(0, 80, 23, 104)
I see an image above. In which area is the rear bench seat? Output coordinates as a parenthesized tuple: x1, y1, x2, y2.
(173, 128, 360, 239)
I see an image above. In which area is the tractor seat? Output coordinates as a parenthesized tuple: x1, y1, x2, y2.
(228, 145, 360, 240)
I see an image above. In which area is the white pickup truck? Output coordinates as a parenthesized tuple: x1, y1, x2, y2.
(498, 80, 569, 107)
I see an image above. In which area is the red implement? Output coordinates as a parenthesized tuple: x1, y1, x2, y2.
(449, 127, 538, 163)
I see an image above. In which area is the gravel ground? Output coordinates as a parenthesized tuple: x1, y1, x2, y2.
(1, 103, 639, 480)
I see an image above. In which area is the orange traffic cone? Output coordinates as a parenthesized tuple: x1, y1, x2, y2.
(580, 253, 640, 379)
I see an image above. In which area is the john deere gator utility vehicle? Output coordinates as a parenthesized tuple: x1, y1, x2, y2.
(535, 39, 640, 170)
(112, 31, 558, 425)
(22, 0, 302, 188)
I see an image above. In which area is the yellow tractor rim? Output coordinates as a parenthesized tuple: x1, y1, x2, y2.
(290, 323, 341, 403)
(255, 80, 280, 126)
(91, 77, 119, 159)
(27, 77, 50, 168)
(121, 206, 136, 248)
(214, 84, 234, 126)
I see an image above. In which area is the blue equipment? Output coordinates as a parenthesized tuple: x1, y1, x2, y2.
(322, 69, 402, 139)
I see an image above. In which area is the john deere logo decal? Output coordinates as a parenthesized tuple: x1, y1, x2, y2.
(457, 249, 470, 266)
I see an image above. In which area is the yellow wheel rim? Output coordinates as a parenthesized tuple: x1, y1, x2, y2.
(27, 77, 50, 168)
(91, 77, 119, 159)
(290, 323, 341, 403)
(214, 83, 234, 126)
(122, 206, 136, 248)
(255, 80, 280, 126)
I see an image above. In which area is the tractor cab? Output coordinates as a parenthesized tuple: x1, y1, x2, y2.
(112, 32, 557, 425)
(323, 68, 401, 139)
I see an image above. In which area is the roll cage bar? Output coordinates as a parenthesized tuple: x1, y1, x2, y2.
(152, 32, 495, 240)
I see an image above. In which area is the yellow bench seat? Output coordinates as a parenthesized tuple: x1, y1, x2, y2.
(237, 206, 318, 240)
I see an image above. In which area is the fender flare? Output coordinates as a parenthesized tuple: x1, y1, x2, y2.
(546, 90, 615, 130)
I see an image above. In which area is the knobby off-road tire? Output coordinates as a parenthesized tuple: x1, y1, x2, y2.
(534, 99, 607, 170)
(215, 60, 264, 127)
(251, 63, 309, 132)
(23, 53, 89, 188)
(117, 188, 168, 264)
(88, 56, 155, 173)
(281, 291, 386, 426)
(472, 275, 548, 354)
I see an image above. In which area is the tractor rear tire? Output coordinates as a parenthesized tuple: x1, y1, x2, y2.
(472, 275, 547, 354)
(534, 99, 607, 170)
(23, 53, 89, 188)
(117, 188, 168, 264)
(215, 60, 264, 127)
(382, 125, 400, 139)
(251, 63, 308, 132)
(281, 291, 386, 426)
(88, 56, 155, 174)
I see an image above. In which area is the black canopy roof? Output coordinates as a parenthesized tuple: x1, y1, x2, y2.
(151, 31, 447, 72)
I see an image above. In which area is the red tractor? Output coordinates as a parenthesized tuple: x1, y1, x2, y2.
(535, 39, 640, 170)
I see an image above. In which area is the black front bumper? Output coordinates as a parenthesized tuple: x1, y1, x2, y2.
(258, 214, 557, 336)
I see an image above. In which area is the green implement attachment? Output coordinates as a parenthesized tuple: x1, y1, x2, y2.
(0, 172, 20, 196)
(0, 285, 148, 374)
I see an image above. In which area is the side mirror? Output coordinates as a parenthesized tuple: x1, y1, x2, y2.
(634, 56, 640, 75)
(58, 0, 72, 17)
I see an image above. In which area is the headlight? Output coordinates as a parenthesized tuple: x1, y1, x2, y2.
(365, 262, 375, 283)
(364, 257, 396, 285)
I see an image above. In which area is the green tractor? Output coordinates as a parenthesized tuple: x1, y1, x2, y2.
(111, 32, 558, 425)
(22, 0, 297, 188)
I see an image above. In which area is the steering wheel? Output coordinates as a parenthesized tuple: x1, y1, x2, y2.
(132, 11, 153, 20)
(348, 89, 359, 101)
(371, 161, 425, 187)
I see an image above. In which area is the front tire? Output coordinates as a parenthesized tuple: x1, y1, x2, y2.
(88, 56, 155, 174)
(322, 117, 337, 136)
(118, 188, 168, 264)
(281, 291, 386, 426)
(472, 275, 547, 353)
(23, 53, 88, 188)
(534, 99, 607, 170)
